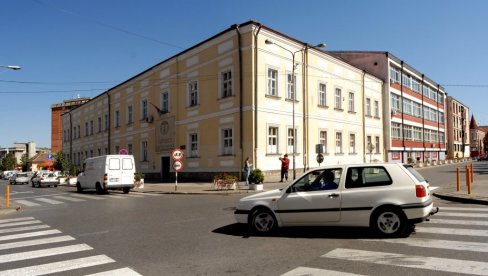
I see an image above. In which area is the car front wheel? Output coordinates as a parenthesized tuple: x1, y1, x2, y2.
(76, 182, 83, 193)
(250, 208, 277, 234)
(371, 208, 407, 237)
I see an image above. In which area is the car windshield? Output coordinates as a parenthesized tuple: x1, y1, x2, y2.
(18, 173, 27, 177)
(403, 165, 426, 182)
(47, 173, 55, 177)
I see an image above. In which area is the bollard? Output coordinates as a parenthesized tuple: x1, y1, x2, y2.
(456, 167, 460, 192)
(465, 165, 469, 186)
(467, 170, 472, 195)
(471, 163, 474, 184)
(6, 184, 10, 209)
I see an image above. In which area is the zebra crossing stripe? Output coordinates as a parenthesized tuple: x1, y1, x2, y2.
(98, 194, 126, 199)
(416, 226, 488, 237)
(0, 236, 75, 251)
(323, 248, 488, 275)
(0, 244, 92, 264)
(0, 254, 115, 275)
(363, 237, 488, 253)
(123, 193, 145, 198)
(436, 212, 488, 218)
(35, 198, 64, 205)
(14, 200, 41, 207)
(281, 266, 366, 276)
(0, 224, 50, 234)
(0, 220, 42, 228)
(85, 267, 143, 276)
(0, 217, 35, 224)
(430, 219, 488, 226)
(69, 193, 105, 200)
(440, 207, 488, 212)
(52, 195, 86, 202)
(0, 229, 61, 241)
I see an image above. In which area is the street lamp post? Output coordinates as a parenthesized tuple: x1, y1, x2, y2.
(0, 65, 21, 70)
(265, 40, 325, 180)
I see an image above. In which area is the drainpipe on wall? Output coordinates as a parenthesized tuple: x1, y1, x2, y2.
(232, 24, 244, 174)
(421, 74, 425, 163)
(107, 93, 111, 153)
(302, 44, 308, 171)
(253, 24, 262, 169)
(437, 85, 441, 156)
(69, 111, 73, 162)
(400, 61, 405, 163)
(362, 70, 366, 163)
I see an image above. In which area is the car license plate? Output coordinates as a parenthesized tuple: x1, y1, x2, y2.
(110, 178, 119, 182)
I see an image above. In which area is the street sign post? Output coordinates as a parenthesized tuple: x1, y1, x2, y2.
(171, 148, 184, 191)
(171, 149, 184, 160)
(119, 149, 128, 155)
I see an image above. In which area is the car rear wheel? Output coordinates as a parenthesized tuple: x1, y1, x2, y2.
(76, 182, 83, 193)
(122, 187, 130, 194)
(371, 208, 407, 237)
(96, 183, 104, 195)
(250, 208, 276, 234)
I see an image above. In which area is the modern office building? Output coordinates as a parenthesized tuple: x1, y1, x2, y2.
(0, 142, 38, 164)
(446, 96, 470, 159)
(328, 51, 447, 163)
(61, 21, 384, 181)
(51, 97, 90, 153)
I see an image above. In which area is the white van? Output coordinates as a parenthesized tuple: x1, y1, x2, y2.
(77, 155, 135, 194)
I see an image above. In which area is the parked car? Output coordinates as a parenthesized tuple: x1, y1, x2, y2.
(10, 172, 30, 185)
(31, 172, 58, 188)
(234, 163, 438, 237)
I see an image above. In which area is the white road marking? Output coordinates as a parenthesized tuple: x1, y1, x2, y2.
(0, 220, 42, 228)
(14, 200, 41, 207)
(69, 193, 105, 200)
(323, 248, 488, 275)
(0, 254, 115, 275)
(86, 267, 143, 276)
(0, 236, 75, 251)
(282, 266, 366, 276)
(436, 212, 488, 218)
(416, 226, 488, 237)
(364, 237, 488, 253)
(0, 229, 61, 241)
(0, 224, 50, 234)
(52, 195, 86, 202)
(439, 207, 488, 212)
(429, 219, 488, 226)
(122, 193, 145, 198)
(99, 194, 126, 199)
(0, 244, 92, 264)
(0, 217, 35, 224)
(35, 198, 64, 205)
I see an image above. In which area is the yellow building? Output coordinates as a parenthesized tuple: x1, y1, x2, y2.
(62, 21, 383, 181)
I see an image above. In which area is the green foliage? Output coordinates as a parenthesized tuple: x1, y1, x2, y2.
(0, 153, 16, 171)
(249, 169, 264, 184)
(20, 154, 30, 171)
(135, 172, 145, 181)
(407, 157, 414, 164)
(213, 173, 238, 182)
(53, 151, 77, 176)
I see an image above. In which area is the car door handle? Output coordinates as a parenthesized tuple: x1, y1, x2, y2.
(328, 193, 340, 198)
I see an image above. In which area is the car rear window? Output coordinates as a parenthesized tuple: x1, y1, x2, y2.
(403, 165, 426, 182)
(109, 159, 120, 170)
(122, 158, 133, 170)
(345, 166, 392, 189)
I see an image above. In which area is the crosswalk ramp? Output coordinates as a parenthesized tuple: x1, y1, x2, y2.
(0, 217, 141, 275)
(12, 192, 159, 208)
(281, 206, 488, 276)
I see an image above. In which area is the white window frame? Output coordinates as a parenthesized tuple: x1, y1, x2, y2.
(267, 126, 279, 154)
(392, 123, 402, 139)
(141, 99, 148, 120)
(319, 130, 328, 154)
(390, 67, 400, 83)
(188, 132, 199, 157)
(335, 132, 343, 154)
(221, 69, 232, 98)
(374, 100, 379, 117)
(221, 127, 233, 156)
(349, 133, 356, 154)
(267, 67, 279, 97)
(348, 92, 355, 112)
(127, 105, 133, 124)
(366, 98, 371, 116)
(375, 136, 380, 154)
(188, 81, 198, 107)
(318, 82, 327, 106)
(391, 93, 401, 112)
(287, 72, 296, 100)
(287, 127, 297, 154)
(141, 141, 148, 161)
(160, 91, 169, 113)
(335, 88, 342, 109)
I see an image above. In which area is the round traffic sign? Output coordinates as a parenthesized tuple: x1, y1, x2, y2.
(173, 160, 183, 171)
(171, 149, 184, 160)
(119, 149, 128, 155)
(316, 153, 324, 164)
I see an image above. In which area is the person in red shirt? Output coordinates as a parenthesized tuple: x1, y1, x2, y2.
(279, 154, 290, 182)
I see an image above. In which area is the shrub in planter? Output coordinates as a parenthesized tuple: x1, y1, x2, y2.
(135, 172, 145, 182)
(248, 169, 264, 184)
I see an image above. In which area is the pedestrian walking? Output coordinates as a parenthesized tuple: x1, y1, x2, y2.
(243, 157, 252, 185)
(279, 154, 290, 182)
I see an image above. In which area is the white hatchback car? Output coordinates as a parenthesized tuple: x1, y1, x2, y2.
(235, 163, 438, 237)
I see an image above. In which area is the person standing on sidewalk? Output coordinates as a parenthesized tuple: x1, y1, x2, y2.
(243, 157, 252, 185)
(279, 154, 290, 182)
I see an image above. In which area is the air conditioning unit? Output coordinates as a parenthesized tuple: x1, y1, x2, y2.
(145, 115, 154, 123)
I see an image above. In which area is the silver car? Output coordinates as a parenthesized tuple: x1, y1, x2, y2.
(10, 173, 30, 185)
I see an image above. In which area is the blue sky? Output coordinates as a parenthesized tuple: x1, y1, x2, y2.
(1, 0, 487, 148)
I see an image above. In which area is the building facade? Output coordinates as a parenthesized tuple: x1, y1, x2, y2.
(0, 142, 39, 165)
(51, 97, 90, 153)
(446, 96, 470, 159)
(469, 115, 485, 157)
(328, 52, 447, 164)
(61, 21, 384, 181)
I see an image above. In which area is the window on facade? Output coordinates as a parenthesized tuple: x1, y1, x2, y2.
(77, 126, 81, 138)
(375, 136, 380, 154)
(335, 88, 342, 109)
(268, 127, 278, 154)
(98, 117, 102, 133)
(89, 150, 93, 158)
(85, 122, 89, 136)
(374, 100, 379, 117)
(403, 98, 412, 115)
(98, 148, 101, 156)
(335, 132, 342, 154)
(115, 145, 120, 154)
(366, 98, 371, 116)
(222, 128, 233, 155)
(423, 85, 430, 97)
(115, 110, 120, 128)
(161, 91, 169, 113)
(287, 73, 296, 100)
(348, 92, 355, 112)
(127, 144, 133, 154)
(391, 93, 400, 112)
(349, 134, 356, 154)
(392, 123, 401, 139)
(188, 81, 198, 107)
(105, 114, 109, 131)
(413, 102, 421, 117)
(424, 129, 431, 142)
(90, 120, 93, 135)
(320, 131, 327, 154)
(189, 133, 198, 157)
(141, 99, 148, 119)
(222, 71, 232, 98)
(267, 68, 278, 96)
(413, 127, 423, 141)
(287, 128, 296, 154)
(318, 83, 327, 106)
(141, 141, 148, 161)
(402, 74, 412, 89)
(412, 79, 421, 92)
(127, 105, 133, 124)
(403, 125, 413, 140)
(367, 136, 372, 151)
(390, 67, 400, 83)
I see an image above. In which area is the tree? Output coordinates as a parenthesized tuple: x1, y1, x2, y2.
(20, 154, 30, 172)
(0, 153, 17, 171)
(53, 151, 76, 175)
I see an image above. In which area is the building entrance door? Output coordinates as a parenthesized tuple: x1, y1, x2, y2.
(161, 156, 171, 182)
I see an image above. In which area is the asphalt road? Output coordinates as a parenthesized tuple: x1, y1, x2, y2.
(1, 165, 488, 275)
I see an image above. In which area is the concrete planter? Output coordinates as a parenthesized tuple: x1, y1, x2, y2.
(67, 177, 77, 186)
(58, 177, 67, 185)
(134, 179, 145, 189)
(249, 184, 263, 191)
